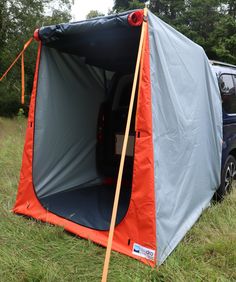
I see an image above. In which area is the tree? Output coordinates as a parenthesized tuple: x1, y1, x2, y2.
(150, 0, 236, 64)
(0, 0, 72, 116)
(151, 0, 186, 25)
(212, 14, 236, 63)
(113, 0, 129, 12)
(112, 0, 145, 13)
(86, 10, 105, 20)
(113, 0, 236, 63)
(180, 0, 221, 58)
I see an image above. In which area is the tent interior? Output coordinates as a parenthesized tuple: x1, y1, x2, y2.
(33, 16, 142, 230)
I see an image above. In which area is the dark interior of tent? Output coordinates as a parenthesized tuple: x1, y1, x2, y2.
(33, 12, 142, 230)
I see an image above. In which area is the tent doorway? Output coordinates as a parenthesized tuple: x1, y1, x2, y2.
(33, 24, 141, 231)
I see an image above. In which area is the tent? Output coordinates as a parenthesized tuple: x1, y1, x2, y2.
(14, 9, 222, 266)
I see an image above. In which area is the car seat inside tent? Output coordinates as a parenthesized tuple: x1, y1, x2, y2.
(33, 11, 142, 231)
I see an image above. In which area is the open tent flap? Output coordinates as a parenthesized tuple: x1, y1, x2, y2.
(33, 13, 142, 231)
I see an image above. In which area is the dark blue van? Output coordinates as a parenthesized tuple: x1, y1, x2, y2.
(211, 61, 236, 200)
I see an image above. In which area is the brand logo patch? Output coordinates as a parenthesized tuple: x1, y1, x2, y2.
(132, 243, 155, 261)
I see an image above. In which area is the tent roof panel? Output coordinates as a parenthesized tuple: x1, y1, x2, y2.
(38, 10, 141, 72)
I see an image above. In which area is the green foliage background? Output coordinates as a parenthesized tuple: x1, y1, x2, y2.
(0, 0, 235, 116)
(86, 10, 105, 19)
(0, 0, 71, 117)
(113, 0, 236, 63)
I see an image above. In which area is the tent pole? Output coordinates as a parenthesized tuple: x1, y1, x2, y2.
(101, 7, 148, 282)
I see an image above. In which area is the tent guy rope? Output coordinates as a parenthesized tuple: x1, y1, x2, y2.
(101, 7, 148, 282)
(0, 37, 34, 104)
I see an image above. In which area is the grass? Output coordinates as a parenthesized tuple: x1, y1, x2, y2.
(0, 117, 236, 281)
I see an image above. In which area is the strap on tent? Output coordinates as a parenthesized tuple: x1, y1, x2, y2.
(0, 37, 34, 104)
(101, 7, 148, 282)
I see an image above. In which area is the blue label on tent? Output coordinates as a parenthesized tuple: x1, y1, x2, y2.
(132, 243, 155, 261)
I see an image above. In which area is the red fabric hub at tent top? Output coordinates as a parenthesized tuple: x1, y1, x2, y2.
(128, 10, 144, 26)
(33, 29, 40, 41)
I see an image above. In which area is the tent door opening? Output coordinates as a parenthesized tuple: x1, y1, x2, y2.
(33, 46, 138, 231)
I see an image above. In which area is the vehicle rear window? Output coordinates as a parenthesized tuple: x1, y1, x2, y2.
(219, 74, 236, 114)
(233, 74, 236, 87)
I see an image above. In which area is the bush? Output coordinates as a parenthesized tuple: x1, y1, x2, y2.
(0, 81, 22, 117)
(0, 95, 21, 117)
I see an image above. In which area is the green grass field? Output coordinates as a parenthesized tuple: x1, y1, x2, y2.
(0, 117, 235, 282)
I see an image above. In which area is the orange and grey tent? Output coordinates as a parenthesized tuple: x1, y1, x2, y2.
(14, 9, 222, 266)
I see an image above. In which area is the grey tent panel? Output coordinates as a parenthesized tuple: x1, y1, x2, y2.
(33, 46, 106, 199)
(148, 12, 222, 264)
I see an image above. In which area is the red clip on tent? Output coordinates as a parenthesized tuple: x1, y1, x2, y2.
(14, 9, 222, 266)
